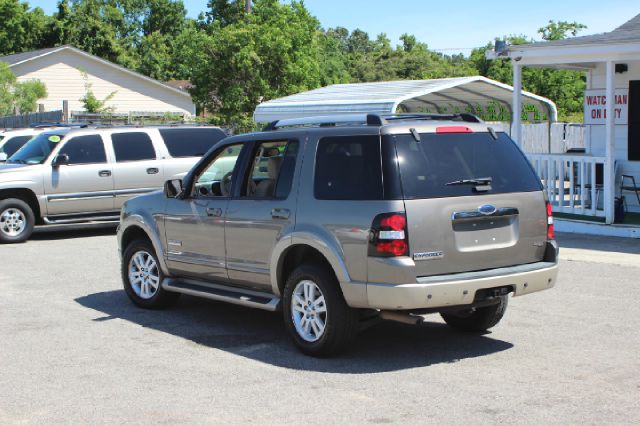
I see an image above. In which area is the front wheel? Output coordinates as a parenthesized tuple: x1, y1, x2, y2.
(283, 264, 359, 357)
(440, 296, 508, 332)
(122, 239, 180, 309)
(0, 198, 35, 244)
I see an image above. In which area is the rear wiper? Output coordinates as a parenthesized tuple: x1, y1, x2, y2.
(445, 177, 492, 186)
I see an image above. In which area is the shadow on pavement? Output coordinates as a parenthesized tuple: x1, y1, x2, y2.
(76, 290, 513, 373)
(556, 232, 640, 255)
(31, 223, 118, 241)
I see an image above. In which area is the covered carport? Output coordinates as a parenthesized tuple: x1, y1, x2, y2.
(253, 76, 557, 124)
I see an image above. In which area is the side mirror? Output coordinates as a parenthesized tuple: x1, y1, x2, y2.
(0, 152, 7, 162)
(52, 153, 69, 167)
(164, 179, 183, 198)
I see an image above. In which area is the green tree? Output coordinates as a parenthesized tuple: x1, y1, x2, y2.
(0, 63, 47, 115)
(0, 0, 51, 55)
(539, 20, 587, 41)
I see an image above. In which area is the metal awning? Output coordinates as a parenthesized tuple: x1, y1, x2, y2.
(253, 76, 557, 122)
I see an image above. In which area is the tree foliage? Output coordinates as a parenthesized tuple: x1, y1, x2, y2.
(0, 1, 590, 124)
(0, 62, 47, 115)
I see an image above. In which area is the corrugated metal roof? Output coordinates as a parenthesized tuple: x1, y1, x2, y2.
(508, 13, 640, 49)
(254, 76, 557, 122)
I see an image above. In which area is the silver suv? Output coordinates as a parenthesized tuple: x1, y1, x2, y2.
(0, 126, 226, 243)
(117, 114, 559, 356)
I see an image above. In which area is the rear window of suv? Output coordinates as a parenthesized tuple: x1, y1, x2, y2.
(159, 128, 227, 158)
(391, 131, 542, 199)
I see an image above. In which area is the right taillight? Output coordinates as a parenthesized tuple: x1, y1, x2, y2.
(369, 212, 409, 257)
(546, 201, 554, 240)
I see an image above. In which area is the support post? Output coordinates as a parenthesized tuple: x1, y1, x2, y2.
(512, 63, 522, 146)
(604, 61, 615, 224)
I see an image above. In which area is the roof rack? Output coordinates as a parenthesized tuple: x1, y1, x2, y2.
(263, 113, 481, 131)
(30, 122, 89, 129)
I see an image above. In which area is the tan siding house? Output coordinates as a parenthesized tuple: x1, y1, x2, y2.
(0, 45, 195, 117)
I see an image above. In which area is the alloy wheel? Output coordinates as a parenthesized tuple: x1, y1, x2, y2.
(291, 280, 327, 342)
(128, 250, 160, 300)
(0, 208, 26, 237)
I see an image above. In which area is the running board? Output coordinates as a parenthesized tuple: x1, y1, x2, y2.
(162, 278, 281, 312)
(43, 213, 120, 224)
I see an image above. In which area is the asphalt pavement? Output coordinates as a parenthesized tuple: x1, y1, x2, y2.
(0, 226, 638, 424)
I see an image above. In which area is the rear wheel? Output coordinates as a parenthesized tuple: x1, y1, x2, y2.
(440, 296, 508, 332)
(122, 239, 180, 309)
(0, 198, 35, 244)
(283, 264, 359, 357)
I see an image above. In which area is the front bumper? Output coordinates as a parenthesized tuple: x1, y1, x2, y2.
(366, 260, 558, 310)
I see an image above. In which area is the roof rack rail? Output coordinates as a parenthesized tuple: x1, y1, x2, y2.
(30, 122, 89, 128)
(263, 112, 481, 131)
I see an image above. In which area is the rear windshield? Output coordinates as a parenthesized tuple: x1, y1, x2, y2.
(159, 128, 227, 158)
(391, 132, 541, 199)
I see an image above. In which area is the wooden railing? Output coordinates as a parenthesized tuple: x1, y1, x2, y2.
(527, 154, 609, 217)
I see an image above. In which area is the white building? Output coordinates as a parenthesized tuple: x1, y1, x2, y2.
(497, 13, 640, 226)
(0, 45, 195, 118)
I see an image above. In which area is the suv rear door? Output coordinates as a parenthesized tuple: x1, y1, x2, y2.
(225, 138, 300, 290)
(389, 130, 548, 277)
(159, 128, 227, 179)
(109, 130, 163, 208)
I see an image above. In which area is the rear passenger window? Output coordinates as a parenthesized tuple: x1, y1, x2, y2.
(1, 136, 32, 156)
(314, 136, 382, 200)
(159, 128, 227, 158)
(60, 135, 106, 165)
(112, 132, 156, 162)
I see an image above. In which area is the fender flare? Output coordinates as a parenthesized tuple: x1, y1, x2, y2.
(118, 213, 170, 276)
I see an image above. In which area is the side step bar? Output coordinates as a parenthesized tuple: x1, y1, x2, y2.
(43, 213, 120, 225)
(162, 278, 281, 312)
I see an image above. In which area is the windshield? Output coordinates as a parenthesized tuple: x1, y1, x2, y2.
(8, 132, 66, 164)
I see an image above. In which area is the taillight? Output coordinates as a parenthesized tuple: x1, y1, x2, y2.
(436, 126, 473, 133)
(369, 213, 409, 257)
(546, 201, 554, 240)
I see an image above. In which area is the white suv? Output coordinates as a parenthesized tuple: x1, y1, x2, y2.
(0, 126, 226, 243)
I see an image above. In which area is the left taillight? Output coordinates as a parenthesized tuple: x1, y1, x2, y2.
(546, 201, 554, 240)
(369, 212, 409, 257)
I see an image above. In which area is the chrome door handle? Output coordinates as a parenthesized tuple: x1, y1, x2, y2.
(206, 207, 222, 217)
(147, 167, 159, 174)
(271, 208, 290, 219)
(98, 170, 111, 177)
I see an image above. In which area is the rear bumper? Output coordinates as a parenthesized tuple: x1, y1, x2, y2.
(365, 260, 558, 310)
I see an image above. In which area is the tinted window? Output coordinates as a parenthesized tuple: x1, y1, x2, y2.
(112, 132, 156, 162)
(242, 140, 298, 199)
(160, 128, 227, 158)
(314, 136, 382, 200)
(60, 135, 106, 165)
(392, 132, 542, 199)
(1, 136, 32, 157)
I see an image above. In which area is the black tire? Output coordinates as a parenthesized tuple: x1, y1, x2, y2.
(0, 198, 35, 244)
(441, 296, 508, 332)
(122, 239, 180, 309)
(283, 264, 359, 357)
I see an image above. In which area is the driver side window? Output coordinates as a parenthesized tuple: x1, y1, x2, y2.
(193, 144, 243, 197)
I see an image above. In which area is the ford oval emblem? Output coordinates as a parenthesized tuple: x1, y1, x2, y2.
(478, 204, 497, 215)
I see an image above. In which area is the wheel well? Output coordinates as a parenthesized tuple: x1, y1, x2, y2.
(0, 188, 41, 223)
(278, 244, 337, 295)
(120, 225, 152, 252)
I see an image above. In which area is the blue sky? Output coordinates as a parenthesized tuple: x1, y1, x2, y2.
(27, 0, 637, 54)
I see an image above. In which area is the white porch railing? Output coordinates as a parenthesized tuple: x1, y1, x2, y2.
(527, 154, 609, 217)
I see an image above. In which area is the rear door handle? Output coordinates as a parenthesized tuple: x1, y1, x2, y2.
(98, 170, 111, 177)
(206, 207, 223, 217)
(147, 167, 159, 175)
(271, 208, 290, 219)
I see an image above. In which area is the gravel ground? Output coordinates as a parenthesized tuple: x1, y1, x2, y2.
(0, 226, 638, 425)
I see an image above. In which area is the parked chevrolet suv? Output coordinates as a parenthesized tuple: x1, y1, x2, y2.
(117, 114, 559, 356)
(0, 125, 226, 243)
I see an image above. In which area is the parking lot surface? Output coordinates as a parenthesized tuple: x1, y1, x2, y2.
(1, 226, 639, 424)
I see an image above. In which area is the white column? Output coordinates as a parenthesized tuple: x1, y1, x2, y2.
(512, 63, 522, 146)
(604, 61, 616, 224)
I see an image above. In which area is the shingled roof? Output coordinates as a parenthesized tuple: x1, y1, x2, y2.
(512, 13, 640, 49)
(0, 46, 64, 65)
